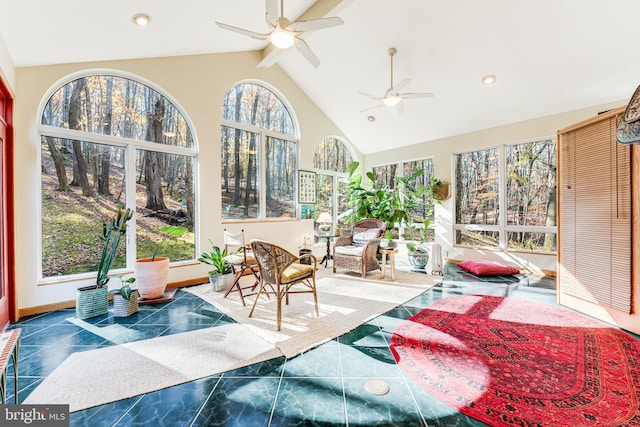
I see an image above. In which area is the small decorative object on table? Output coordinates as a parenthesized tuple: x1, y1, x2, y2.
(316, 212, 333, 234)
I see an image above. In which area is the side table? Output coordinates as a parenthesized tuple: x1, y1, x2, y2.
(0, 328, 20, 404)
(315, 233, 335, 268)
(379, 248, 398, 280)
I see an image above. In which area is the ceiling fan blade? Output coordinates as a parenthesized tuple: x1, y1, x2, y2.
(394, 78, 411, 92)
(400, 92, 435, 99)
(265, 0, 279, 28)
(288, 16, 344, 32)
(360, 103, 384, 113)
(358, 91, 383, 101)
(294, 37, 320, 68)
(215, 22, 269, 40)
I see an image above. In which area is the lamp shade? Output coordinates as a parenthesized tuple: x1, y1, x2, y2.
(317, 212, 333, 223)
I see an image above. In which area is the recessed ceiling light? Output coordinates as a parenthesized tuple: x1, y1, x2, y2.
(132, 13, 151, 26)
(482, 74, 497, 85)
(367, 115, 376, 122)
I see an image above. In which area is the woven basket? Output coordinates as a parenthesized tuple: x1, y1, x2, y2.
(76, 285, 108, 320)
(113, 290, 139, 317)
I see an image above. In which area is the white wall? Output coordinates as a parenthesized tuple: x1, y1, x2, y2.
(0, 32, 15, 93)
(14, 51, 349, 311)
(364, 102, 625, 274)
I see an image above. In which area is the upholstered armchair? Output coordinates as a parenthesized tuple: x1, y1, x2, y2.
(333, 219, 387, 278)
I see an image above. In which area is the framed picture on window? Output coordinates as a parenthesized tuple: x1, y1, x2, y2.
(298, 170, 317, 204)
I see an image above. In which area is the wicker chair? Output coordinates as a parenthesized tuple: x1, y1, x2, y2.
(249, 240, 319, 331)
(333, 219, 387, 278)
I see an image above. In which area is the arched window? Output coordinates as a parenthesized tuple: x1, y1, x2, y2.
(313, 137, 354, 226)
(221, 82, 297, 220)
(39, 73, 197, 279)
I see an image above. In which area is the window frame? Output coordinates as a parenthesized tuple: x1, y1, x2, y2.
(220, 81, 299, 222)
(453, 137, 557, 254)
(37, 69, 199, 284)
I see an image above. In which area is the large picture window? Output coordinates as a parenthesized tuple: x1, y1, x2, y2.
(454, 138, 557, 252)
(40, 73, 196, 279)
(313, 137, 354, 226)
(221, 83, 297, 220)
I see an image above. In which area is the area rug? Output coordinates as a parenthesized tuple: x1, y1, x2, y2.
(24, 323, 282, 412)
(390, 295, 640, 427)
(187, 270, 441, 358)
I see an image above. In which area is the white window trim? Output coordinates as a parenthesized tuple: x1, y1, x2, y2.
(452, 137, 557, 253)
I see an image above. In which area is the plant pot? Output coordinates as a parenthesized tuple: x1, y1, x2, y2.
(209, 272, 234, 292)
(432, 183, 450, 201)
(380, 240, 398, 249)
(135, 257, 170, 299)
(299, 248, 313, 265)
(408, 251, 429, 270)
(113, 290, 139, 317)
(76, 285, 108, 320)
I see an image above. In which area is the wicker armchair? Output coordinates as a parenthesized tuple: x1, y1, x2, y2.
(333, 219, 387, 278)
(249, 240, 319, 331)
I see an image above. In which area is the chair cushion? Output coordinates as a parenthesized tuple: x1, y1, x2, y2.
(281, 263, 314, 283)
(458, 260, 520, 276)
(352, 227, 383, 247)
(335, 245, 364, 256)
(224, 251, 256, 265)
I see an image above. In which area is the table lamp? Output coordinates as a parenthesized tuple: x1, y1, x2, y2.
(317, 212, 333, 234)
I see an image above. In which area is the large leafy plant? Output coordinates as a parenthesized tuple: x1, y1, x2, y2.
(343, 161, 432, 229)
(197, 240, 233, 275)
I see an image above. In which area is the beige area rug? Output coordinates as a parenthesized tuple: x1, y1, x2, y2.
(24, 323, 282, 412)
(186, 269, 441, 358)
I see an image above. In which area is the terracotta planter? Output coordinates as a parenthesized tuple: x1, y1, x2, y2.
(135, 257, 170, 299)
(432, 183, 450, 201)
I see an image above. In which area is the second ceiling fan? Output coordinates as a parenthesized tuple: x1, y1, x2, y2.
(360, 47, 434, 113)
(215, 0, 343, 68)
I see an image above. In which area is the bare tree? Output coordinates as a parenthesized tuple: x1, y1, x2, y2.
(98, 76, 113, 195)
(68, 78, 94, 197)
(144, 99, 167, 211)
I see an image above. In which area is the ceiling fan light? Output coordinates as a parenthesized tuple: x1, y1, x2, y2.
(383, 96, 401, 106)
(482, 74, 497, 85)
(271, 29, 295, 49)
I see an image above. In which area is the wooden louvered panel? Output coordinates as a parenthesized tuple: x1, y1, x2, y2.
(558, 107, 633, 318)
(558, 131, 577, 296)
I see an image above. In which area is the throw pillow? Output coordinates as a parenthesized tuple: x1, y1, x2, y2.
(352, 227, 382, 247)
(458, 260, 520, 276)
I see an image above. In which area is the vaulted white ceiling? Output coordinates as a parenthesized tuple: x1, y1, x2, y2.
(1, 0, 639, 154)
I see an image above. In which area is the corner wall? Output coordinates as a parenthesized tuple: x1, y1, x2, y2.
(0, 32, 15, 93)
(364, 102, 625, 274)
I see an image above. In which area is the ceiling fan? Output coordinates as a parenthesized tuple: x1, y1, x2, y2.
(360, 47, 434, 113)
(215, 0, 343, 68)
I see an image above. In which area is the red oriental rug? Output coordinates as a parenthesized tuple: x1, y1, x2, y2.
(390, 295, 640, 427)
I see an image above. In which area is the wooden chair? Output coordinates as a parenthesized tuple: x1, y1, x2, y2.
(333, 218, 387, 278)
(223, 229, 260, 306)
(249, 240, 319, 331)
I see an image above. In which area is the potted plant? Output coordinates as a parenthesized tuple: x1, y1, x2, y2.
(108, 277, 138, 317)
(197, 240, 234, 292)
(76, 207, 134, 320)
(406, 220, 431, 270)
(429, 177, 450, 201)
(380, 229, 398, 249)
(135, 225, 187, 300)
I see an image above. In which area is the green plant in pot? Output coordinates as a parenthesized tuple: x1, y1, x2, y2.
(198, 240, 233, 292)
(135, 225, 187, 300)
(406, 220, 431, 270)
(108, 277, 138, 317)
(380, 229, 398, 250)
(76, 207, 134, 320)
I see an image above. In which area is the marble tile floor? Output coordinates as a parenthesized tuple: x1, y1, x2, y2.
(5, 265, 562, 427)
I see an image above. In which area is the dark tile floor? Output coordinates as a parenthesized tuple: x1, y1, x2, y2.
(5, 264, 560, 427)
